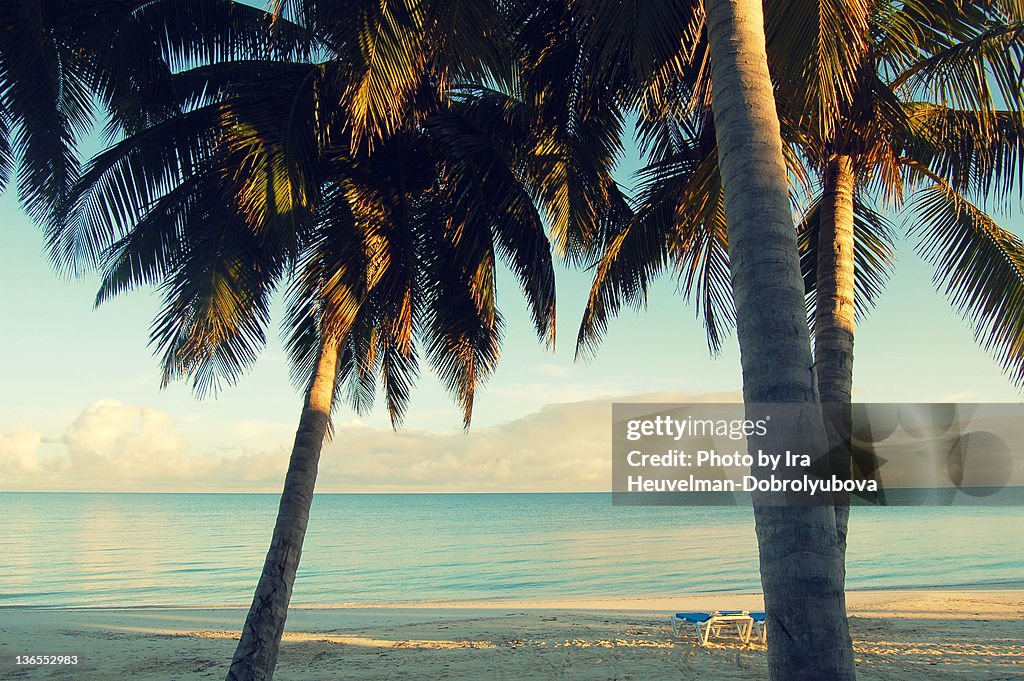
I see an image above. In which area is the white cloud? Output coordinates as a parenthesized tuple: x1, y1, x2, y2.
(61, 399, 196, 480)
(0, 390, 741, 492)
(0, 428, 43, 474)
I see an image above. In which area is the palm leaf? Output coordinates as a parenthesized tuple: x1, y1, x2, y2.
(899, 103, 1024, 205)
(0, 0, 96, 220)
(909, 181, 1024, 387)
(150, 201, 279, 397)
(891, 18, 1024, 117)
(579, 116, 733, 358)
(50, 102, 224, 274)
(418, 196, 503, 428)
(574, 0, 703, 92)
(0, 102, 12, 193)
(515, 0, 628, 263)
(94, 173, 207, 306)
(765, 0, 870, 139)
(423, 94, 556, 345)
(99, 0, 306, 135)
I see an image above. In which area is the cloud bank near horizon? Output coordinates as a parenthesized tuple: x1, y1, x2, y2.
(0, 391, 741, 493)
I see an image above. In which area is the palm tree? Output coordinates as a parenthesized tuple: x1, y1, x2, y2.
(479, 1, 860, 676)
(581, 0, 1024, 549)
(578, 1, 1023, 675)
(517, 0, 858, 676)
(226, 86, 559, 681)
(52, 4, 565, 679)
(514, 1, 857, 676)
(799, 0, 1024, 478)
(788, 1, 1024, 568)
(701, 2, 854, 678)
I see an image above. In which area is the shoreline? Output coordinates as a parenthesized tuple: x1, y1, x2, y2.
(1, 589, 1021, 679)
(4, 583, 1023, 612)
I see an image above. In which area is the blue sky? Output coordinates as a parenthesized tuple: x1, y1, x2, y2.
(1, 137, 1021, 491)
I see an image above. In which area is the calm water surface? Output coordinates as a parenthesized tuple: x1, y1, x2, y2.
(1, 493, 1021, 608)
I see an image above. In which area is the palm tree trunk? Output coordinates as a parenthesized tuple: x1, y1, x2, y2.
(704, 1, 855, 679)
(227, 334, 340, 681)
(814, 154, 857, 558)
(814, 155, 856, 408)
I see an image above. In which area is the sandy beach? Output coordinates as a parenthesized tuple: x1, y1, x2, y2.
(1, 589, 1020, 680)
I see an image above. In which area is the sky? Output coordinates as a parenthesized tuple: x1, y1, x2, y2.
(1, 136, 1022, 492)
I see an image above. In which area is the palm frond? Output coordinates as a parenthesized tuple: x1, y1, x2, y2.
(49, 102, 223, 274)
(151, 206, 279, 397)
(891, 19, 1024, 117)
(423, 96, 556, 345)
(0, 0, 97, 220)
(425, 0, 510, 86)
(99, 0, 308, 135)
(515, 0, 627, 263)
(573, 0, 703, 92)
(377, 316, 419, 426)
(766, 0, 870, 139)
(899, 103, 1024, 204)
(218, 64, 327, 263)
(0, 103, 12, 193)
(419, 209, 503, 429)
(94, 173, 207, 306)
(908, 181, 1024, 387)
(579, 118, 733, 358)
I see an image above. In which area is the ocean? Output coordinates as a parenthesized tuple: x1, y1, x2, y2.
(1, 492, 1021, 608)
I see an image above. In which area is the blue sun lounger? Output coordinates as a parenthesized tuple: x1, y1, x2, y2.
(670, 610, 754, 645)
(750, 612, 767, 642)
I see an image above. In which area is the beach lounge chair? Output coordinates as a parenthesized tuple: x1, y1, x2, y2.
(750, 612, 767, 642)
(670, 610, 754, 645)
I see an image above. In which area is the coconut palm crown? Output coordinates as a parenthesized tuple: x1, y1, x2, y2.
(579, 0, 1024, 395)
(44, 2, 592, 678)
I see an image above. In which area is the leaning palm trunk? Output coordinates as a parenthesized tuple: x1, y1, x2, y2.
(814, 155, 857, 562)
(227, 334, 340, 681)
(704, 1, 855, 679)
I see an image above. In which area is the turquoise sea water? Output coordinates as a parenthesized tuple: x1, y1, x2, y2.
(1, 492, 1021, 608)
